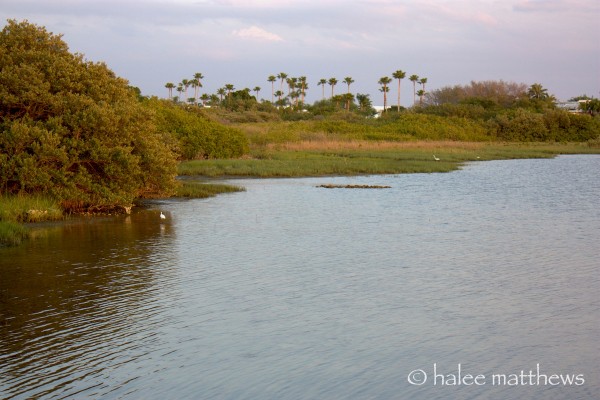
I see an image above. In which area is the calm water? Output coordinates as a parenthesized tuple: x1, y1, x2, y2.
(1, 155, 599, 399)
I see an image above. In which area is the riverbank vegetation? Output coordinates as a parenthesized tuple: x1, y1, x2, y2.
(2, 19, 600, 246)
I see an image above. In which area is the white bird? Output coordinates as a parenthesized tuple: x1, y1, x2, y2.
(160, 212, 166, 220)
(433, 155, 440, 161)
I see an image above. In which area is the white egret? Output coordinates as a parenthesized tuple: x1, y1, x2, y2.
(433, 155, 440, 161)
(160, 212, 166, 220)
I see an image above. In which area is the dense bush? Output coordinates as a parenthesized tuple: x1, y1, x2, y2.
(489, 109, 600, 142)
(0, 20, 177, 211)
(147, 99, 249, 159)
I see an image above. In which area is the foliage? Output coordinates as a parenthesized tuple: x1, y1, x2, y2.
(0, 20, 177, 212)
(146, 99, 249, 159)
(425, 80, 528, 108)
(489, 109, 600, 142)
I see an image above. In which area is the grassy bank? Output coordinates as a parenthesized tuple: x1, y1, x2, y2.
(0, 195, 63, 246)
(174, 181, 245, 198)
(178, 141, 600, 177)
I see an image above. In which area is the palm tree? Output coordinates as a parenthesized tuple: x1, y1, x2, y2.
(190, 78, 202, 104)
(343, 77, 354, 110)
(217, 87, 226, 102)
(286, 77, 297, 98)
(290, 90, 300, 108)
(268, 75, 276, 103)
(527, 83, 549, 99)
(298, 76, 308, 106)
(193, 72, 204, 100)
(378, 76, 392, 111)
(328, 77, 338, 98)
(165, 82, 175, 99)
(200, 93, 209, 106)
(342, 93, 354, 111)
(409, 74, 419, 105)
(318, 79, 327, 100)
(274, 90, 284, 107)
(176, 83, 184, 103)
(356, 93, 372, 111)
(181, 79, 190, 99)
(277, 72, 288, 92)
(224, 84, 235, 101)
(392, 70, 406, 112)
(419, 77, 427, 93)
(253, 86, 261, 100)
(416, 89, 425, 105)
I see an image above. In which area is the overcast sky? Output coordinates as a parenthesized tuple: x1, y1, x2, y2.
(2, 0, 599, 104)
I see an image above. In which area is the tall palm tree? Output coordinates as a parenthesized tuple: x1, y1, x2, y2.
(392, 70, 406, 112)
(217, 87, 226, 102)
(328, 77, 338, 98)
(286, 77, 297, 98)
(268, 75, 276, 103)
(342, 93, 354, 111)
(165, 82, 175, 99)
(318, 79, 327, 100)
(343, 77, 354, 110)
(181, 79, 190, 100)
(176, 83, 184, 103)
(298, 76, 308, 106)
(378, 76, 392, 111)
(253, 86, 261, 100)
(224, 84, 235, 101)
(190, 78, 202, 104)
(409, 74, 419, 105)
(419, 77, 427, 93)
(277, 72, 288, 92)
(274, 90, 284, 107)
(193, 72, 204, 100)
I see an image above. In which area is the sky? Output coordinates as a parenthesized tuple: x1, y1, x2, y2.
(2, 0, 599, 104)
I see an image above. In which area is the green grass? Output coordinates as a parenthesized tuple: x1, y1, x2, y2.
(0, 194, 64, 223)
(0, 221, 29, 246)
(0, 194, 63, 247)
(174, 181, 245, 198)
(178, 142, 600, 178)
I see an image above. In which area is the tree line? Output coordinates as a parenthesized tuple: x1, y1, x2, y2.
(165, 70, 432, 112)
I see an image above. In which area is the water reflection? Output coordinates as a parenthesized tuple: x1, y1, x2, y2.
(0, 210, 177, 398)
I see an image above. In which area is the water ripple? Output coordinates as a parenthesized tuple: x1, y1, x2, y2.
(1, 155, 599, 399)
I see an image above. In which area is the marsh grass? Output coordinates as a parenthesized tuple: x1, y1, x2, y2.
(0, 195, 63, 246)
(179, 141, 599, 178)
(0, 221, 29, 247)
(175, 181, 245, 198)
(0, 194, 64, 223)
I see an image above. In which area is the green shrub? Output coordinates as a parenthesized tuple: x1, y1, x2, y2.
(0, 20, 177, 211)
(147, 99, 249, 159)
(492, 109, 549, 141)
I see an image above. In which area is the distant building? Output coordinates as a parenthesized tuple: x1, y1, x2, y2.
(372, 106, 386, 117)
(555, 100, 588, 113)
